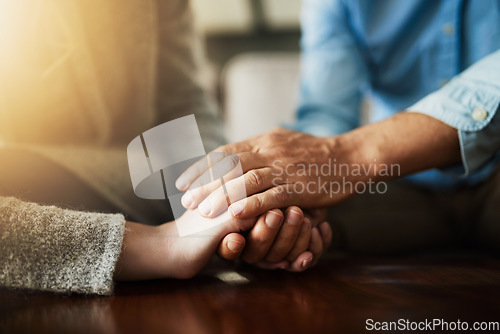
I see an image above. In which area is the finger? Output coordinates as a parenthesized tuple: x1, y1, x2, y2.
(176, 149, 263, 192)
(181, 160, 243, 210)
(217, 233, 246, 260)
(221, 151, 266, 173)
(309, 227, 324, 265)
(265, 207, 304, 263)
(319, 221, 333, 250)
(194, 167, 277, 217)
(176, 150, 239, 192)
(176, 153, 225, 191)
(198, 152, 266, 185)
(227, 184, 295, 219)
(241, 209, 284, 264)
(190, 208, 257, 238)
(286, 217, 312, 262)
(286, 251, 314, 272)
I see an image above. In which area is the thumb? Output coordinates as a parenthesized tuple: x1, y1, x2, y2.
(217, 233, 246, 260)
(216, 212, 263, 260)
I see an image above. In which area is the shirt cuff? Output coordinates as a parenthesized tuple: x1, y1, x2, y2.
(407, 77, 500, 176)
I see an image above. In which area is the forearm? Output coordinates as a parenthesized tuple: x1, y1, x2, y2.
(334, 111, 461, 181)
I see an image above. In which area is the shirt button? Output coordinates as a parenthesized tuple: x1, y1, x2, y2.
(442, 23, 455, 35)
(472, 108, 488, 121)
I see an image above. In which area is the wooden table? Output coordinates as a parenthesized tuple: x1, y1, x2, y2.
(2, 255, 500, 334)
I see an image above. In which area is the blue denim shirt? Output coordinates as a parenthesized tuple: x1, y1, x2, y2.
(293, 0, 500, 190)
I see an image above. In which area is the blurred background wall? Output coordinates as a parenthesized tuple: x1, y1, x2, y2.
(192, 0, 301, 62)
(191, 0, 303, 142)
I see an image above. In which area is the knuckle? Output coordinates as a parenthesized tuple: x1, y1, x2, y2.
(271, 186, 290, 203)
(248, 229, 271, 246)
(252, 195, 264, 211)
(251, 235, 268, 245)
(246, 169, 265, 188)
(227, 154, 240, 168)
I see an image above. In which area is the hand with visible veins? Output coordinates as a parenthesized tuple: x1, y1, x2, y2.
(176, 113, 460, 221)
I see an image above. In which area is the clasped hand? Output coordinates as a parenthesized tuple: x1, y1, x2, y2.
(176, 128, 342, 271)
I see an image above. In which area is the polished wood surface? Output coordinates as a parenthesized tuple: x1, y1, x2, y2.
(2, 255, 500, 334)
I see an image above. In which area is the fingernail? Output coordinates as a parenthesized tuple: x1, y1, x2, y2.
(227, 239, 244, 252)
(287, 210, 302, 226)
(198, 199, 211, 216)
(181, 191, 193, 209)
(265, 211, 282, 228)
(175, 177, 187, 191)
(229, 202, 244, 217)
(302, 256, 313, 268)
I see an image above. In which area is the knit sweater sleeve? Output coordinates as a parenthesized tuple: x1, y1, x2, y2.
(0, 197, 126, 295)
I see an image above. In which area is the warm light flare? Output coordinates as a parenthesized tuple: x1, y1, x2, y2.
(0, 0, 81, 144)
(0, 1, 33, 72)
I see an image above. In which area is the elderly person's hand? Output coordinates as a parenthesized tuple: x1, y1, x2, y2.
(176, 127, 355, 219)
(176, 112, 461, 221)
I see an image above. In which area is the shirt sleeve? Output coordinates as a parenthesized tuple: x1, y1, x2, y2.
(291, 0, 368, 137)
(408, 49, 500, 176)
(0, 197, 126, 295)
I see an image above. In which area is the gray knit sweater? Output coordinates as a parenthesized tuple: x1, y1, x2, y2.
(0, 197, 125, 295)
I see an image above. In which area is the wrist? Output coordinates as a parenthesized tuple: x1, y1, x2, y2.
(114, 222, 170, 281)
(328, 131, 382, 182)
(331, 112, 460, 182)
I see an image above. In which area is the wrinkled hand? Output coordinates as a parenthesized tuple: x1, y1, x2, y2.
(176, 128, 338, 270)
(176, 128, 356, 220)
